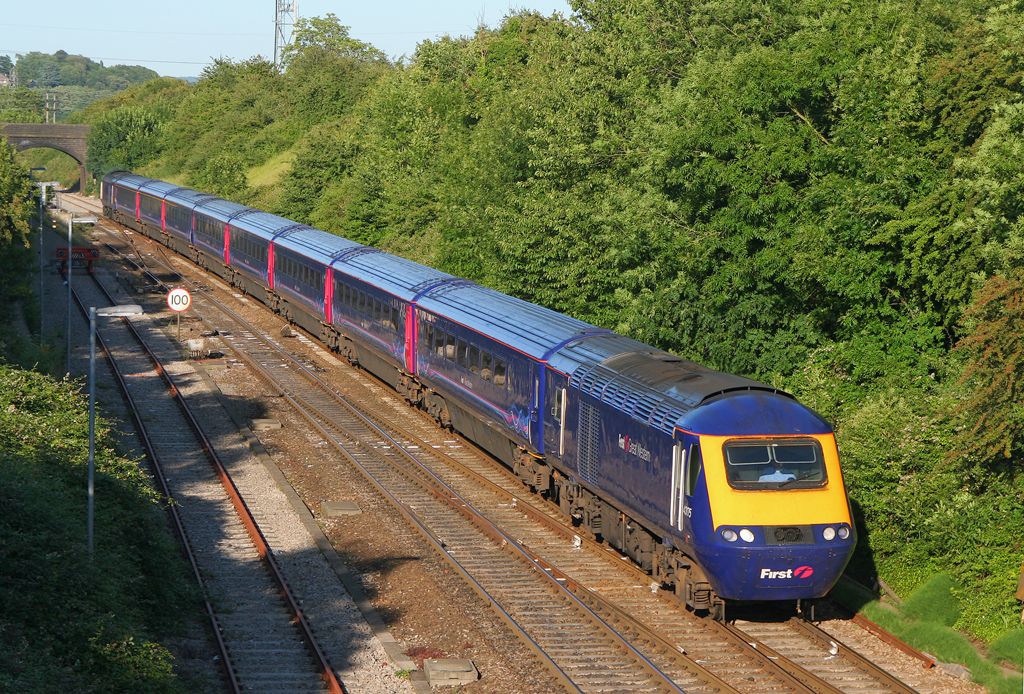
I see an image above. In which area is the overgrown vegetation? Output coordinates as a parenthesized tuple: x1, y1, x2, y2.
(1, 50, 156, 121)
(37, 0, 1024, 672)
(0, 138, 197, 691)
(834, 578, 1023, 693)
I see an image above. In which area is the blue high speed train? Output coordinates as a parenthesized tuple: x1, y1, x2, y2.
(103, 171, 856, 616)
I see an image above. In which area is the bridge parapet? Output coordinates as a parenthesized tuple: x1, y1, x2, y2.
(0, 123, 92, 191)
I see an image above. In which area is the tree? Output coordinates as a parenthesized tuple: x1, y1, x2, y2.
(281, 13, 388, 68)
(955, 273, 1024, 463)
(87, 106, 163, 176)
(0, 55, 12, 76)
(0, 139, 31, 246)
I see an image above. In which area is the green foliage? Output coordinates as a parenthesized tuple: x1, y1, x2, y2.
(954, 274, 1024, 462)
(902, 573, 961, 626)
(281, 12, 389, 67)
(0, 365, 193, 692)
(14, 50, 157, 89)
(87, 106, 164, 177)
(847, 597, 1023, 694)
(990, 629, 1024, 668)
(0, 139, 32, 246)
(189, 151, 250, 199)
(0, 86, 44, 122)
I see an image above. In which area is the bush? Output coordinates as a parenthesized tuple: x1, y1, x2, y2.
(0, 365, 195, 692)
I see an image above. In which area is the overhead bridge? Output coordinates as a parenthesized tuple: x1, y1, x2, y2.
(0, 123, 91, 191)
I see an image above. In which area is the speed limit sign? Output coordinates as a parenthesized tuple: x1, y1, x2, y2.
(167, 287, 192, 312)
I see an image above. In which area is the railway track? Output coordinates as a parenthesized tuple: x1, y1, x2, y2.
(73, 193, 921, 693)
(66, 259, 345, 693)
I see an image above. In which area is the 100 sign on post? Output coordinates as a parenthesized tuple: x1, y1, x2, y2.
(167, 287, 191, 341)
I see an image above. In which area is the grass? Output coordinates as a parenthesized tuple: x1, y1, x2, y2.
(247, 149, 296, 189)
(991, 629, 1024, 669)
(833, 574, 1024, 693)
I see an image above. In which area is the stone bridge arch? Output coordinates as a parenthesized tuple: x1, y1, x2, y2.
(0, 123, 91, 191)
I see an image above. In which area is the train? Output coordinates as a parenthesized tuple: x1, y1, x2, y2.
(102, 171, 856, 617)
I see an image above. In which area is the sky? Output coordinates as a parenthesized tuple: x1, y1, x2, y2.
(0, 0, 573, 77)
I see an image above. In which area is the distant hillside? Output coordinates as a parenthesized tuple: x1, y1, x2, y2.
(0, 51, 161, 124)
(13, 50, 157, 90)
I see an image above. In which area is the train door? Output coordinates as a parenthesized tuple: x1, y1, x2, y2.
(670, 434, 701, 534)
(543, 367, 569, 461)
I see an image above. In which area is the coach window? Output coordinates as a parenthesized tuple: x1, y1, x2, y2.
(494, 359, 507, 387)
(456, 339, 468, 368)
(481, 352, 493, 381)
(468, 344, 480, 374)
(445, 332, 457, 360)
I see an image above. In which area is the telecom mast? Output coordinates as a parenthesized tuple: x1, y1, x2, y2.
(274, 0, 299, 67)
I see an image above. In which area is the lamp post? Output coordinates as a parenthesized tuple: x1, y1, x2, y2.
(88, 303, 143, 559)
(65, 215, 98, 375)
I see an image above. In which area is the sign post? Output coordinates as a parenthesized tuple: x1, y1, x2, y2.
(166, 287, 192, 341)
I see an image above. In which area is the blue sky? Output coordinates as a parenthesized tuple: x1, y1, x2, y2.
(0, 1, 573, 76)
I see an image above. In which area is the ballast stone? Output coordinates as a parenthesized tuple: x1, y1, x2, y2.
(424, 659, 478, 686)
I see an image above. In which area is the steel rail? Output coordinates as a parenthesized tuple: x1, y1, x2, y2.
(789, 618, 920, 692)
(74, 268, 346, 694)
(223, 335, 692, 692)
(64, 271, 241, 694)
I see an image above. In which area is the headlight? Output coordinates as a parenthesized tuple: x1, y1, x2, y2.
(739, 528, 755, 543)
(838, 526, 850, 540)
(721, 529, 738, 542)
(823, 527, 837, 541)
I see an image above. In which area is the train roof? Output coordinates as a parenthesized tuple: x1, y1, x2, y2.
(331, 249, 457, 302)
(103, 172, 151, 191)
(274, 226, 362, 265)
(551, 333, 820, 435)
(416, 283, 602, 361)
(194, 197, 250, 223)
(137, 179, 180, 198)
(230, 210, 311, 241)
(163, 186, 216, 208)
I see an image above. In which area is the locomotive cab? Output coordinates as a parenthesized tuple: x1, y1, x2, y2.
(681, 392, 856, 604)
